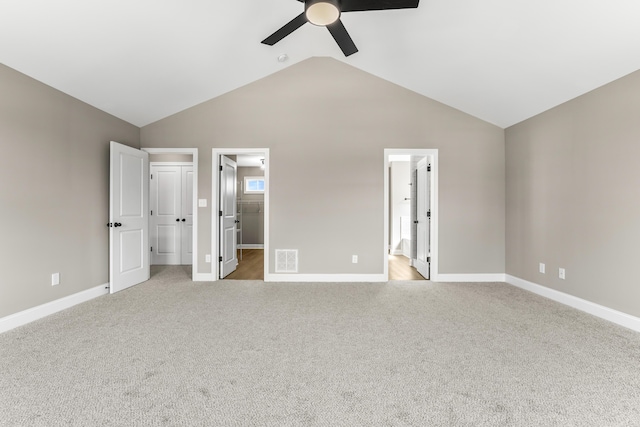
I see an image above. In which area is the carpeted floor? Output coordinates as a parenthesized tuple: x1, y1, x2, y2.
(1, 266, 639, 426)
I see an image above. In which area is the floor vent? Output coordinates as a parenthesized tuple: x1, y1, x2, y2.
(275, 249, 298, 273)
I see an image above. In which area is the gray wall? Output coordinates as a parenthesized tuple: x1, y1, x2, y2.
(141, 57, 505, 276)
(149, 153, 193, 163)
(506, 69, 640, 318)
(0, 63, 139, 318)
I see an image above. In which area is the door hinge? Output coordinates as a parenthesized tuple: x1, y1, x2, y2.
(150, 210, 153, 216)
(150, 174, 153, 179)
(220, 166, 223, 171)
(219, 210, 222, 217)
(427, 210, 431, 218)
(150, 246, 153, 252)
(427, 256, 431, 263)
(427, 165, 431, 172)
(219, 256, 223, 262)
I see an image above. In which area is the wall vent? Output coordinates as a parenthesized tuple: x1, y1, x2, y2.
(275, 249, 298, 273)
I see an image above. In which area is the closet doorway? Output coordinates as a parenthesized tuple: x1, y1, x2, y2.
(213, 149, 269, 281)
(140, 148, 199, 281)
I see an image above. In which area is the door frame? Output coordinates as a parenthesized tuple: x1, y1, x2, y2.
(383, 149, 439, 281)
(142, 148, 199, 280)
(212, 148, 269, 281)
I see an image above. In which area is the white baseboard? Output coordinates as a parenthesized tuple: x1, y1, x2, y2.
(238, 244, 264, 249)
(193, 272, 215, 282)
(265, 273, 387, 283)
(506, 275, 640, 333)
(0, 284, 109, 334)
(435, 273, 506, 282)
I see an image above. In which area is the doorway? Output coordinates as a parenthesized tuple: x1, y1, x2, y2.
(142, 148, 199, 280)
(212, 149, 269, 281)
(149, 157, 194, 266)
(384, 149, 438, 281)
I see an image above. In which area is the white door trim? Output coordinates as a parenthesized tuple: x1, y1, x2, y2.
(142, 148, 199, 281)
(212, 148, 269, 282)
(384, 149, 439, 281)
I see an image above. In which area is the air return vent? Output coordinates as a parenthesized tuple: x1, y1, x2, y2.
(275, 249, 298, 273)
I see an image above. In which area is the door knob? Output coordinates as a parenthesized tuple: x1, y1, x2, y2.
(114, 222, 122, 227)
(234, 220, 240, 224)
(182, 218, 186, 222)
(176, 218, 180, 222)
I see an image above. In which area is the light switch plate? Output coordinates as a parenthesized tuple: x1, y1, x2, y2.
(198, 199, 207, 207)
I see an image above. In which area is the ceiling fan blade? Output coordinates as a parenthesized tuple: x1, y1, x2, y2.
(262, 13, 308, 45)
(326, 19, 358, 57)
(341, 0, 419, 13)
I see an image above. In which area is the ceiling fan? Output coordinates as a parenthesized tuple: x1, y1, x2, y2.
(261, 0, 420, 57)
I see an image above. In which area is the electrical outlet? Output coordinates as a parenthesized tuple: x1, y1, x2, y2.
(539, 263, 545, 274)
(559, 268, 566, 280)
(205, 254, 211, 263)
(51, 273, 60, 286)
(352, 255, 358, 264)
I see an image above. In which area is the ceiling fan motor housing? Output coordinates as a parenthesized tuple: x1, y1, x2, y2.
(305, 0, 341, 26)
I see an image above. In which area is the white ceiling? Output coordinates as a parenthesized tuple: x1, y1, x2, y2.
(2, 1, 640, 128)
(236, 155, 264, 168)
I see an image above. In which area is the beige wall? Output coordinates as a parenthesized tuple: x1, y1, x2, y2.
(506, 69, 640, 317)
(149, 153, 193, 163)
(0, 63, 139, 318)
(141, 58, 505, 276)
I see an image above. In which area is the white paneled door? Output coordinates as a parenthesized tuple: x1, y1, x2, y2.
(149, 165, 193, 265)
(219, 156, 238, 278)
(415, 157, 431, 279)
(109, 141, 150, 293)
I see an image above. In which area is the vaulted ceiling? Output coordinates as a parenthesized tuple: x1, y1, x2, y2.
(2, 1, 640, 128)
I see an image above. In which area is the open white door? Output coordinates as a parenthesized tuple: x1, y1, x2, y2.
(219, 156, 238, 278)
(415, 157, 430, 279)
(109, 141, 150, 293)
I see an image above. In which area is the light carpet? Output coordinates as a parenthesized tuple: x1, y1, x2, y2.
(1, 266, 639, 426)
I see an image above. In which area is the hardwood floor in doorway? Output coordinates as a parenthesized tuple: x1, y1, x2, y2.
(225, 249, 264, 280)
(389, 254, 426, 280)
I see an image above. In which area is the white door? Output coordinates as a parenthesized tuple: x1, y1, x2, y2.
(415, 157, 430, 279)
(150, 165, 194, 265)
(181, 166, 194, 264)
(150, 166, 181, 265)
(219, 156, 238, 278)
(109, 141, 150, 293)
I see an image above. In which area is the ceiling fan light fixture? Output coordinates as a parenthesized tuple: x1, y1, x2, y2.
(305, 0, 340, 26)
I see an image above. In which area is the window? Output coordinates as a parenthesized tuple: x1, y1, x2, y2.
(244, 176, 265, 194)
